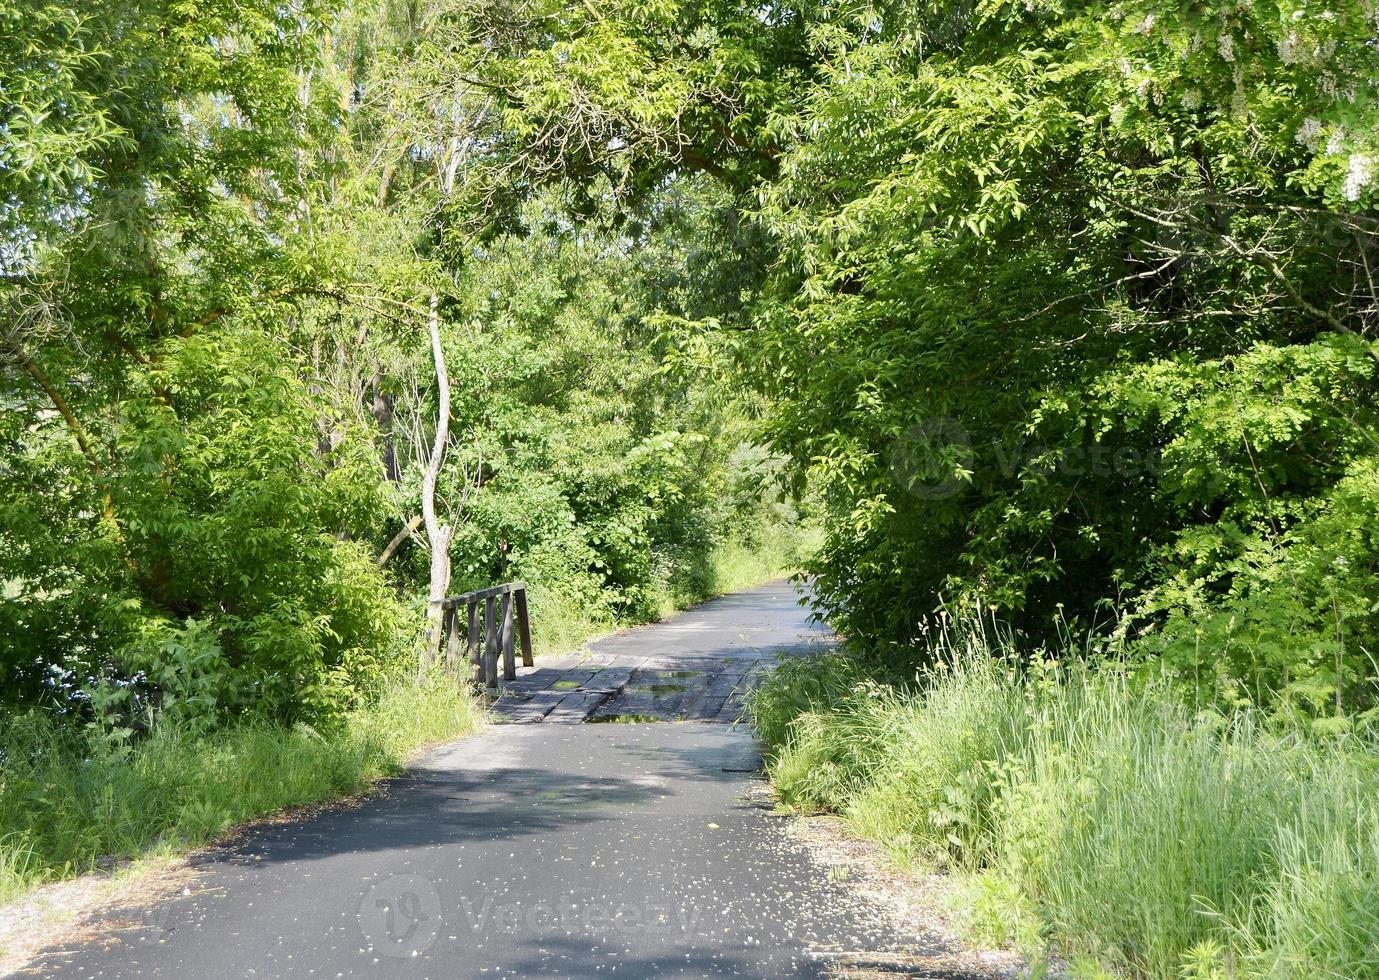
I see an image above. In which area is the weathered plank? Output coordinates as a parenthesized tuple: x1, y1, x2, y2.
(499, 591, 516, 682)
(688, 696, 728, 721)
(443, 605, 462, 668)
(467, 601, 481, 687)
(582, 666, 634, 694)
(545, 690, 612, 724)
(444, 580, 527, 606)
(514, 587, 534, 668)
(482, 595, 499, 691)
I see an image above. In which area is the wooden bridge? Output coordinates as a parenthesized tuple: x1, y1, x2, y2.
(439, 580, 534, 693)
(439, 580, 812, 724)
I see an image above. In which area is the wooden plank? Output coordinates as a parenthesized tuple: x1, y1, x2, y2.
(550, 670, 599, 687)
(582, 666, 633, 694)
(483, 595, 499, 691)
(688, 696, 727, 721)
(499, 591, 516, 682)
(501, 671, 564, 694)
(444, 580, 528, 606)
(531, 653, 585, 672)
(514, 587, 534, 667)
(466, 600, 482, 688)
(491, 696, 558, 724)
(545, 690, 611, 723)
(443, 604, 462, 668)
(707, 673, 746, 697)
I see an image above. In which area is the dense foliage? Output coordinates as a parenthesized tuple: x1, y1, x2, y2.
(741, 0, 1379, 720)
(4, 0, 1379, 964)
(6, 0, 1379, 719)
(412, 0, 1379, 717)
(0, 0, 797, 727)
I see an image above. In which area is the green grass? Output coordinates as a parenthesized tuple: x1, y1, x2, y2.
(0, 672, 484, 903)
(527, 522, 809, 657)
(750, 624, 1379, 979)
(697, 528, 807, 600)
(525, 583, 618, 657)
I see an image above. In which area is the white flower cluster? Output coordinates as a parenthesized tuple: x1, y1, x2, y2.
(1295, 117, 1322, 150)
(1277, 32, 1299, 64)
(1218, 32, 1235, 62)
(1344, 153, 1374, 202)
(1277, 31, 1335, 67)
(1135, 13, 1156, 35)
(1230, 66, 1248, 118)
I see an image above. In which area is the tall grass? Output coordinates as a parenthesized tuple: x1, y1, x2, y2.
(750, 623, 1379, 979)
(0, 672, 483, 903)
(527, 522, 809, 656)
(698, 528, 808, 599)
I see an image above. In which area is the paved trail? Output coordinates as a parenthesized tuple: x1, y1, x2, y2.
(32, 583, 983, 979)
(492, 580, 824, 724)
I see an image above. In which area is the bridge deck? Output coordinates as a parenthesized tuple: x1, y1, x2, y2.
(491, 580, 833, 724)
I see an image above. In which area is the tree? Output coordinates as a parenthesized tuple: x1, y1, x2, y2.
(421, 295, 454, 663)
(0, 0, 408, 720)
(416, 0, 1379, 712)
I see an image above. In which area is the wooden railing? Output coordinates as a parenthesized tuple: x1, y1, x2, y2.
(441, 581, 534, 692)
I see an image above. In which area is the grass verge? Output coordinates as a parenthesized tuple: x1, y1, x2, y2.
(697, 526, 809, 599)
(528, 522, 810, 656)
(0, 671, 484, 904)
(749, 623, 1379, 979)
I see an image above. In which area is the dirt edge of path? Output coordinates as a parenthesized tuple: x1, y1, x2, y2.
(0, 723, 487, 978)
(766, 787, 1055, 980)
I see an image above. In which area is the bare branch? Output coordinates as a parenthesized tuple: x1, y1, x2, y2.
(377, 514, 423, 567)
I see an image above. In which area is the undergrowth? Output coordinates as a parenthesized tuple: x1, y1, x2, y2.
(750, 620, 1379, 979)
(0, 671, 483, 903)
(528, 521, 808, 656)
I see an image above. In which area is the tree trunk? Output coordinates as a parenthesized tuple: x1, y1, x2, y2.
(421, 295, 452, 669)
(370, 368, 400, 482)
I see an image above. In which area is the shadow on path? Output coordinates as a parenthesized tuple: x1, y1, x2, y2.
(29, 583, 987, 980)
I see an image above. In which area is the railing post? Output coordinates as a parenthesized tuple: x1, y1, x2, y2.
(466, 598, 482, 689)
(499, 591, 516, 682)
(443, 602, 462, 669)
(441, 581, 533, 694)
(514, 585, 534, 668)
(483, 595, 499, 692)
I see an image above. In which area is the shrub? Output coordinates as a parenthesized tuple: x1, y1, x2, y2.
(0, 671, 483, 902)
(751, 619, 1379, 978)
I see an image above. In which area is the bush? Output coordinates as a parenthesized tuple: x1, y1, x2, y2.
(1, 328, 409, 726)
(518, 518, 809, 657)
(750, 621, 1379, 978)
(0, 671, 483, 903)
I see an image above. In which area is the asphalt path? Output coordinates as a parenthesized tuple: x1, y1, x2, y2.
(31, 583, 980, 979)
